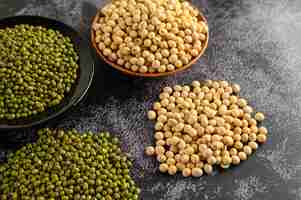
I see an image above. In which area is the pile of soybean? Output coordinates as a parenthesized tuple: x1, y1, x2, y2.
(145, 80, 268, 177)
(0, 25, 79, 120)
(0, 129, 140, 200)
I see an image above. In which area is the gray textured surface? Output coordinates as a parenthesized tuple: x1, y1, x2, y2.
(1, 0, 301, 199)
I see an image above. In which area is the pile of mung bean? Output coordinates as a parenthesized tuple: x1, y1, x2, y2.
(93, 0, 208, 73)
(145, 80, 268, 177)
(0, 129, 140, 200)
(0, 24, 79, 120)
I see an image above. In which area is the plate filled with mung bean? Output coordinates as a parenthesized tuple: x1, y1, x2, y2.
(0, 16, 94, 130)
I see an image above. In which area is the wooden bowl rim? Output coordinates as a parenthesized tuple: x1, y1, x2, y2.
(91, 8, 209, 78)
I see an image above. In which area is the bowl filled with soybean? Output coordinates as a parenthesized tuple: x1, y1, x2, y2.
(0, 16, 94, 130)
(91, 0, 209, 77)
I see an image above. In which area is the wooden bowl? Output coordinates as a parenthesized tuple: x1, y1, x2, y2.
(91, 10, 209, 77)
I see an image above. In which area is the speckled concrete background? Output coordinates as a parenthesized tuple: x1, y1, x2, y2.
(1, 0, 301, 199)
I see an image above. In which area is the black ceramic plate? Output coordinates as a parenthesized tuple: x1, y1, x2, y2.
(0, 16, 94, 131)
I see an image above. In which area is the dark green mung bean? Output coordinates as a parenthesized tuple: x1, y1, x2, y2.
(0, 129, 140, 200)
(0, 24, 79, 120)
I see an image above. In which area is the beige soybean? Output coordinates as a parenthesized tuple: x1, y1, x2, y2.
(95, 0, 208, 74)
(146, 80, 269, 177)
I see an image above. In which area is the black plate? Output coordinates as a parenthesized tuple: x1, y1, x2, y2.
(0, 15, 94, 130)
